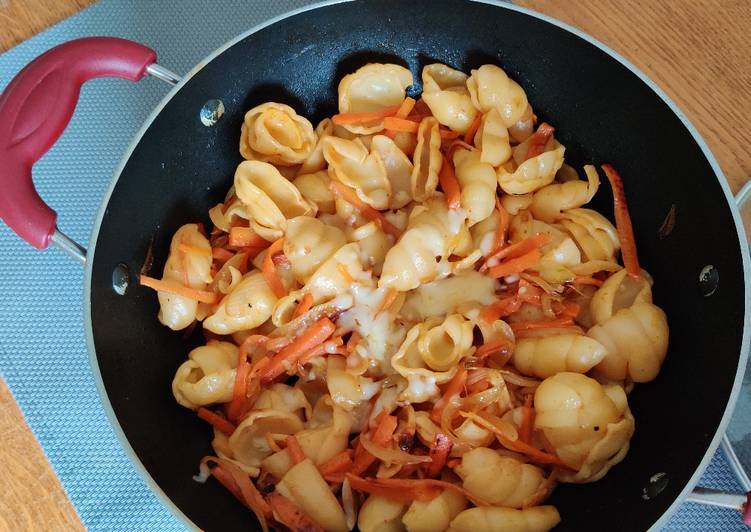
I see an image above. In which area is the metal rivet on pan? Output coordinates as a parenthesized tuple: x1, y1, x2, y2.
(112, 263, 130, 296)
(642, 472, 669, 500)
(698, 265, 719, 297)
(200, 99, 225, 126)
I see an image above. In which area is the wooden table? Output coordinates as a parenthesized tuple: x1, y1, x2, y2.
(0, 0, 749, 529)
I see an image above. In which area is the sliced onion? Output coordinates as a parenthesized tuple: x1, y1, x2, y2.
(342, 477, 357, 531)
(359, 434, 432, 466)
(269, 295, 353, 339)
(499, 369, 542, 388)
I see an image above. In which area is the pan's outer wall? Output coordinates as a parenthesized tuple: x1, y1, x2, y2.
(89, 0, 745, 530)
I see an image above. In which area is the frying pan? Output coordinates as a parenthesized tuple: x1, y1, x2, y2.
(0, 0, 748, 529)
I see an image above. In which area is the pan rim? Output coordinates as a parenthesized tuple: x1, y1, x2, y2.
(82, 0, 751, 530)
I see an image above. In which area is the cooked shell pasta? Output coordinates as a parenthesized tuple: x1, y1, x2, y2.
(411, 117, 443, 202)
(157, 224, 212, 330)
(371, 134, 414, 209)
(512, 334, 608, 378)
(475, 108, 512, 167)
(529, 164, 600, 222)
(292, 170, 336, 214)
(283, 215, 347, 284)
(453, 148, 498, 226)
(421, 63, 478, 134)
(203, 270, 277, 334)
(240, 102, 317, 166)
(449, 506, 561, 532)
(497, 145, 565, 195)
(467, 64, 529, 127)
(403, 489, 467, 532)
(172, 340, 237, 409)
(234, 160, 314, 241)
(358, 496, 407, 532)
(323, 136, 392, 209)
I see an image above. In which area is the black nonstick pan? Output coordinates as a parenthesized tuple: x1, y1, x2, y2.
(0, 1, 748, 530)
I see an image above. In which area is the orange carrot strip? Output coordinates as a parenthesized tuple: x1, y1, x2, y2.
(139, 275, 219, 304)
(395, 97, 416, 118)
(377, 288, 398, 314)
(602, 164, 641, 278)
(346, 331, 361, 354)
(319, 450, 354, 478)
(524, 122, 555, 160)
(446, 458, 461, 468)
(229, 227, 269, 248)
(212, 247, 235, 263)
(490, 198, 510, 255)
(573, 275, 604, 287)
(519, 395, 534, 444)
(197, 407, 237, 437)
(439, 128, 460, 140)
(262, 318, 336, 382)
(329, 181, 402, 239)
(383, 116, 420, 133)
(478, 295, 522, 324)
(426, 434, 452, 478)
(475, 338, 510, 359)
(262, 238, 287, 298)
(345, 474, 491, 506)
(226, 337, 258, 422)
(517, 279, 543, 306)
(297, 337, 345, 366)
(332, 105, 401, 125)
(372, 411, 399, 446)
(285, 435, 306, 464)
(413, 99, 433, 118)
(438, 155, 461, 210)
(431, 367, 467, 422)
(487, 248, 542, 279)
(558, 301, 581, 318)
(486, 233, 552, 265)
(266, 492, 325, 532)
(510, 317, 575, 332)
(178, 243, 212, 257)
(210, 466, 244, 504)
(292, 293, 313, 319)
(220, 460, 273, 525)
(463, 114, 483, 144)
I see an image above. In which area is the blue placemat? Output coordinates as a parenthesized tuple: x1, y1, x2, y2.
(0, 1, 745, 530)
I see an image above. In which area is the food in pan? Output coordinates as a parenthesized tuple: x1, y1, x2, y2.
(140, 61, 669, 532)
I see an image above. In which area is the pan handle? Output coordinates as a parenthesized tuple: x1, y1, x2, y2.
(0, 37, 179, 262)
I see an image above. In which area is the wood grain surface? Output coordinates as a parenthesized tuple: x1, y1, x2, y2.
(0, 1, 749, 530)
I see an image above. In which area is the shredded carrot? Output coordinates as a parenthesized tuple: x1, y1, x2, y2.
(285, 435, 306, 464)
(519, 395, 534, 444)
(524, 122, 555, 160)
(210, 466, 244, 504)
(558, 301, 581, 318)
(484, 233, 552, 268)
(438, 155, 462, 210)
(489, 198, 510, 256)
(262, 238, 287, 298)
(139, 275, 219, 304)
(262, 317, 336, 382)
(431, 367, 467, 423)
(332, 105, 401, 125)
(345, 474, 490, 506)
(197, 407, 237, 437)
(446, 458, 461, 469)
(510, 317, 575, 332)
(329, 181, 402, 239)
(336, 263, 353, 283)
(297, 337, 345, 366)
(487, 248, 542, 279)
(212, 247, 235, 263)
(383, 116, 420, 133)
(601, 164, 641, 278)
(292, 293, 313, 319)
(517, 279, 543, 306)
(266, 491, 325, 532)
(573, 275, 604, 287)
(426, 434, 452, 478)
(226, 338, 253, 422)
(229, 226, 269, 248)
(479, 295, 522, 324)
(178, 243, 212, 257)
(413, 99, 433, 118)
(219, 460, 273, 525)
(475, 338, 510, 358)
(319, 450, 354, 480)
(372, 411, 398, 446)
(439, 128, 460, 140)
(463, 114, 483, 144)
(395, 97, 416, 118)
(378, 288, 398, 314)
(346, 331, 361, 354)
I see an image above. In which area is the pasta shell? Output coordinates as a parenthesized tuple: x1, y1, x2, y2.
(467, 64, 529, 128)
(534, 373, 635, 482)
(229, 409, 305, 467)
(172, 340, 237, 409)
(475, 108, 512, 167)
(500, 192, 533, 215)
(283, 216, 347, 284)
(234, 160, 315, 241)
(358, 495, 407, 532)
(589, 268, 653, 326)
(338, 63, 413, 134)
(303, 242, 364, 304)
(453, 148, 497, 226)
(203, 270, 277, 334)
(157, 224, 213, 331)
(498, 146, 565, 195)
(323, 136, 392, 209)
(417, 314, 474, 372)
(400, 271, 499, 322)
(254, 383, 312, 420)
(326, 356, 381, 410)
(559, 207, 620, 262)
(298, 118, 334, 175)
(348, 221, 393, 276)
(240, 102, 317, 166)
(371, 134, 414, 209)
(411, 117, 443, 202)
(295, 395, 354, 465)
(292, 170, 336, 214)
(421, 63, 478, 134)
(456, 447, 546, 508)
(512, 334, 608, 378)
(448, 506, 560, 532)
(402, 489, 467, 532)
(530, 165, 600, 223)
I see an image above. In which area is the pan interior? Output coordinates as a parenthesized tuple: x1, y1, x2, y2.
(89, 0, 746, 530)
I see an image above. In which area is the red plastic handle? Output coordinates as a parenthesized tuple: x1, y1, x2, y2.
(0, 37, 157, 249)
